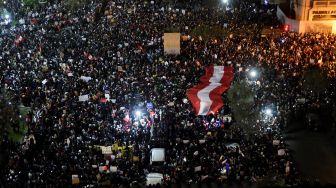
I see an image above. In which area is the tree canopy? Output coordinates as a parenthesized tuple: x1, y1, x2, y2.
(191, 25, 227, 41)
(227, 80, 260, 135)
(22, 0, 39, 9)
(302, 68, 329, 97)
(0, 90, 18, 142)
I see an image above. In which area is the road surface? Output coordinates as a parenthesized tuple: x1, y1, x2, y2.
(285, 120, 336, 185)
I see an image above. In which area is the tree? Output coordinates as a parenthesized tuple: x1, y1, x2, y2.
(0, 90, 18, 143)
(64, 0, 91, 12)
(22, 0, 39, 9)
(164, 26, 180, 33)
(20, 0, 91, 12)
(191, 25, 227, 41)
(302, 68, 329, 97)
(227, 80, 260, 136)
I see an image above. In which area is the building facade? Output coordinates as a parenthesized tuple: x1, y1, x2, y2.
(278, 0, 336, 33)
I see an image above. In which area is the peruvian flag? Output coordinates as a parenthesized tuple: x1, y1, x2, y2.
(187, 66, 233, 115)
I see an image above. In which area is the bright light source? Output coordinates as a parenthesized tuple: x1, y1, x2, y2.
(222, 0, 228, 3)
(4, 14, 10, 19)
(135, 110, 141, 117)
(249, 70, 257, 78)
(265, 108, 272, 115)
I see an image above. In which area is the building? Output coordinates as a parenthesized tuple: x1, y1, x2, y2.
(277, 0, 336, 33)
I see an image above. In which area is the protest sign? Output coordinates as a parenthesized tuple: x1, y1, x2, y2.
(225, 143, 239, 148)
(117, 66, 123, 72)
(79, 95, 89, 102)
(146, 102, 154, 109)
(133, 156, 140, 162)
(183, 98, 188, 103)
(72, 175, 80, 185)
(199, 139, 206, 144)
(150, 148, 165, 164)
(146, 173, 163, 186)
(278, 149, 285, 156)
(101, 146, 112, 154)
(105, 94, 110, 101)
(80, 76, 92, 82)
(182, 140, 189, 144)
(273, 140, 280, 146)
(42, 79, 47, 85)
(194, 166, 202, 172)
(110, 166, 117, 173)
(296, 98, 306, 103)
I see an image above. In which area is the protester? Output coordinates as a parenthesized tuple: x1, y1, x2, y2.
(0, 0, 334, 187)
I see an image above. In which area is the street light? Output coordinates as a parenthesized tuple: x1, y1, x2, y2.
(135, 110, 141, 118)
(249, 70, 257, 78)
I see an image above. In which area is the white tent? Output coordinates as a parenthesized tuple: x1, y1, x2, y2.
(150, 148, 165, 164)
(146, 173, 163, 186)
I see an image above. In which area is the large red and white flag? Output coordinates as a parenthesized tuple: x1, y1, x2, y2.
(187, 66, 233, 115)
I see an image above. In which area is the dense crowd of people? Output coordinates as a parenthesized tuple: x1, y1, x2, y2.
(0, 0, 335, 187)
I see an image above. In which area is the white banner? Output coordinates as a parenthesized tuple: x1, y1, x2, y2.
(101, 146, 112, 154)
(80, 76, 92, 82)
(79, 95, 89, 102)
(164, 33, 180, 55)
(194, 166, 202, 172)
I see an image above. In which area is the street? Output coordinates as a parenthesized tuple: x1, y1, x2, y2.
(285, 119, 336, 185)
